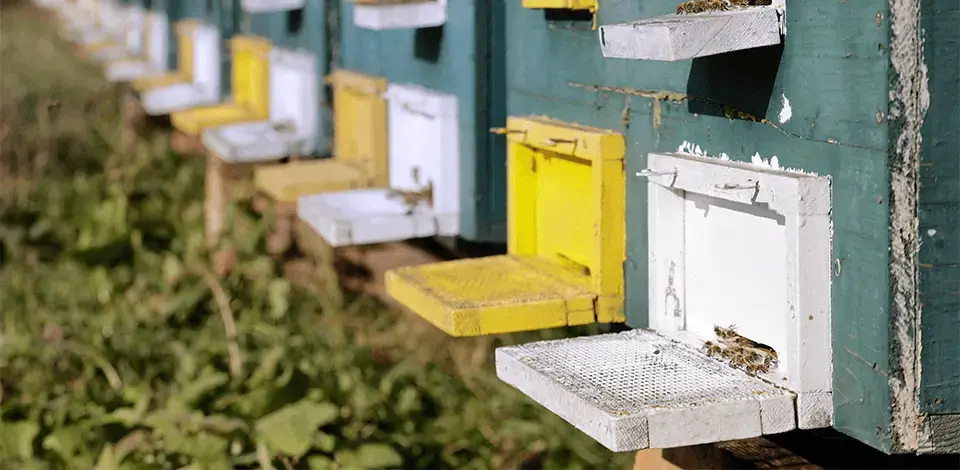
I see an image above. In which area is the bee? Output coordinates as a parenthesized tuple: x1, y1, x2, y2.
(714, 324, 739, 339)
(741, 349, 762, 364)
(676, 0, 772, 15)
(387, 167, 434, 216)
(676, 0, 726, 14)
(704, 341, 723, 357)
(745, 362, 769, 375)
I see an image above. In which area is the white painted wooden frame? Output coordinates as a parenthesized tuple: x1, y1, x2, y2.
(140, 22, 222, 116)
(241, 0, 306, 13)
(298, 83, 460, 247)
(32, 0, 65, 7)
(645, 152, 833, 429)
(496, 328, 798, 452)
(353, 0, 447, 31)
(202, 47, 319, 162)
(90, 5, 144, 62)
(105, 11, 170, 83)
(598, 2, 785, 61)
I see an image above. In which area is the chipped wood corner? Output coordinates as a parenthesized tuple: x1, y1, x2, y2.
(886, 0, 934, 454)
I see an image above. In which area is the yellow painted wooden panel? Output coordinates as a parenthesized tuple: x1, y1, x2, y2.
(175, 20, 200, 80)
(230, 36, 272, 118)
(386, 115, 625, 336)
(83, 39, 121, 55)
(506, 116, 625, 318)
(170, 103, 258, 136)
(385, 256, 596, 337)
(253, 160, 367, 203)
(521, 0, 596, 10)
(327, 69, 389, 187)
(132, 72, 188, 92)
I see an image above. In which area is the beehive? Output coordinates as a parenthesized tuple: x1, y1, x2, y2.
(169, 35, 272, 135)
(239, 0, 332, 156)
(332, 0, 508, 243)
(388, 0, 960, 455)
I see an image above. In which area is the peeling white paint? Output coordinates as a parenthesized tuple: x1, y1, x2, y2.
(926, 229, 937, 237)
(676, 141, 821, 176)
(677, 140, 729, 161)
(778, 94, 793, 124)
(751, 152, 782, 170)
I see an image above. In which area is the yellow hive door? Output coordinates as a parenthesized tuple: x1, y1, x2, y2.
(170, 36, 272, 136)
(231, 36, 272, 118)
(132, 20, 195, 92)
(170, 103, 254, 136)
(176, 20, 196, 80)
(386, 256, 597, 337)
(329, 70, 388, 187)
(385, 115, 627, 337)
(253, 160, 368, 203)
(521, 0, 596, 10)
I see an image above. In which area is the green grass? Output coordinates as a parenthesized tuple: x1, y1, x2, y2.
(0, 2, 634, 469)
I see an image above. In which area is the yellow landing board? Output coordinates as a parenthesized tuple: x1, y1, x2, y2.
(385, 255, 597, 337)
(254, 160, 367, 203)
(171, 103, 259, 136)
(83, 39, 121, 55)
(133, 72, 188, 92)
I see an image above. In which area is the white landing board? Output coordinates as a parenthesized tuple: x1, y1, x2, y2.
(241, 0, 305, 12)
(202, 121, 304, 163)
(140, 84, 219, 116)
(353, 0, 447, 31)
(599, 5, 784, 61)
(496, 328, 797, 452)
(106, 61, 165, 84)
(298, 188, 458, 247)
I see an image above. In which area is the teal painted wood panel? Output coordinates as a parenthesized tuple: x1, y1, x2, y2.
(277, 1, 331, 156)
(504, 0, 898, 452)
(337, 0, 507, 243)
(222, 0, 242, 99)
(148, 0, 184, 71)
(918, 0, 960, 416)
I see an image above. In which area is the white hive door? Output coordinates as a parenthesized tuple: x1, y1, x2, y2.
(147, 12, 169, 71)
(125, 7, 144, 52)
(192, 23, 221, 100)
(268, 47, 318, 153)
(386, 83, 459, 215)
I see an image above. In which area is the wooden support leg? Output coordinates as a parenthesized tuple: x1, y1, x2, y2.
(634, 445, 752, 470)
(251, 195, 297, 258)
(294, 217, 343, 306)
(171, 130, 206, 157)
(205, 154, 258, 276)
(120, 87, 146, 150)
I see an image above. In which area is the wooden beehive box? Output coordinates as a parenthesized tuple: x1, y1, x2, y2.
(301, 0, 507, 244)
(239, 0, 332, 156)
(387, 0, 959, 456)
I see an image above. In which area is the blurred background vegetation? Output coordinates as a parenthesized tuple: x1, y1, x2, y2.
(0, 2, 635, 468)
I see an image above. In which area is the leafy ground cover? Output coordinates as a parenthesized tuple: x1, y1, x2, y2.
(0, 2, 633, 469)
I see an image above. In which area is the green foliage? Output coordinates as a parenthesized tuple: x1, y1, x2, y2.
(0, 3, 633, 469)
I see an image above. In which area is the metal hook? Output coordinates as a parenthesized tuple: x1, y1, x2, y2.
(543, 137, 577, 146)
(489, 127, 525, 136)
(715, 180, 760, 191)
(636, 168, 677, 178)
